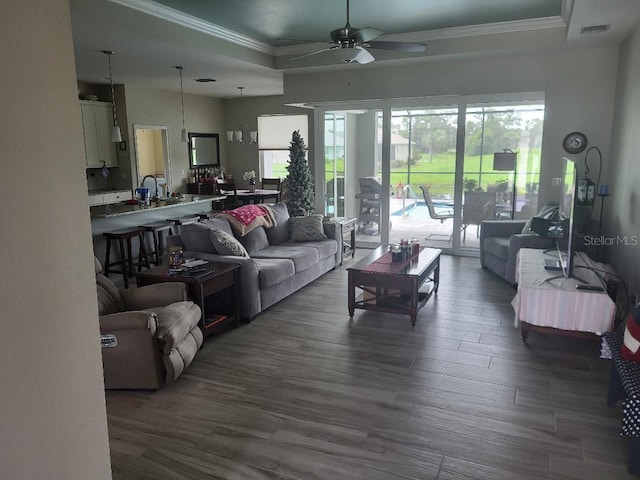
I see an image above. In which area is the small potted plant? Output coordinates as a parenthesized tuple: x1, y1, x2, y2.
(243, 170, 256, 192)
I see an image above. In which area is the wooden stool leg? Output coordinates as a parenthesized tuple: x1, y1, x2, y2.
(104, 237, 112, 278)
(124, 237, 133, 288)
(137, 232, 150, 271)
(157, 230, 168, 265)
(115, 237, 128, 289)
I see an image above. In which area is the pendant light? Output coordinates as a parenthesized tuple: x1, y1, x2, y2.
(176, 66, 188, 143)
(102, 50, 122, 143)
(226, 86, 257, 145)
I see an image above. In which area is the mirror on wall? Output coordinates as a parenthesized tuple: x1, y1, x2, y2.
(133, 124, 171, 197)
(188, 132, 220, 168)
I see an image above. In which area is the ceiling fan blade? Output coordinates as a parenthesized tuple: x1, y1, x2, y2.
(351, 27, 383, 43)
(290, 46, 336, 61)
(367, 41, 426, 53)
(353, 47, 375, 64)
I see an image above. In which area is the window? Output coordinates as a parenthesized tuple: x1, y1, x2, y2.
(258, 114, 308, 178)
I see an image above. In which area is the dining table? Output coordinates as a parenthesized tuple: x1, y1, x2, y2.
(222, 188, 280, 204)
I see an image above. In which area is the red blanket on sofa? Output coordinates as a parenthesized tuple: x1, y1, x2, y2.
(214, 204, 276, 237)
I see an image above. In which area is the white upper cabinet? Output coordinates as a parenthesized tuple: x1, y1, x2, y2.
(80, 101, 117, 168)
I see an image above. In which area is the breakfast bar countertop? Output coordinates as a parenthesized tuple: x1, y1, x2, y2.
(90, 194, 224, 218)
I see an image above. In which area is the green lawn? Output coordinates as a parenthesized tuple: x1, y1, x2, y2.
(275, 151, 540, 199)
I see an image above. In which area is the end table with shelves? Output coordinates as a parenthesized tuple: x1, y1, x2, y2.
(136, 261, 240, 338)
(324, 217, 357, 264)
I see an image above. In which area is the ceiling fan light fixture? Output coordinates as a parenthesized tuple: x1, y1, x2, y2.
(333, 47, 360, 63)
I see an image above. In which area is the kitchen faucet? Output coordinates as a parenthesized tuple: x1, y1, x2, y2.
(141, 175, 159, 198)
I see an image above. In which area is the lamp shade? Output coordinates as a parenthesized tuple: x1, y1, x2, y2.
(249, 131, 258, 143)
(493, 151, 517, 171)
(111, 125, 122, 143)
(226, 131, 234, 142)
(234, 131, 243, 142)
(181, 128, 188, 143)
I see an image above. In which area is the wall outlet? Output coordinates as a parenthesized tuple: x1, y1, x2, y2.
(552, 177, 562, 186)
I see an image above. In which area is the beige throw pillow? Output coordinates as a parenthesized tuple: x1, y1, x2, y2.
(209, 229, 249, 257)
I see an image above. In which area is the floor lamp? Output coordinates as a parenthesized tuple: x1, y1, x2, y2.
(493, 149, 518, 219)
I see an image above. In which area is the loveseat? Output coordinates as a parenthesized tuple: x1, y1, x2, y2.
(167, 203, 342, 319)
(479, 202, 559, 285)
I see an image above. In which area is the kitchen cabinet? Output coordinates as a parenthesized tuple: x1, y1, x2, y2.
(80, 101, 117, 168)
(89, 190, 133, 206)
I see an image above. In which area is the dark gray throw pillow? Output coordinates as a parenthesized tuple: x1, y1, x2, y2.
(289, 214, 327, 242)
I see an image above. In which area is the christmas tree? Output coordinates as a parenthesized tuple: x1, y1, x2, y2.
(285, 130, 315, 216)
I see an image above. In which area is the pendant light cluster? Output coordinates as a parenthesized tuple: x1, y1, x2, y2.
(226, 87, 257, 145)
(101, 50, 122, 143)
(176, 66, 188, 143)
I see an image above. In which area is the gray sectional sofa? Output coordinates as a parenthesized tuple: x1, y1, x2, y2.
(167, 203, 341, 319)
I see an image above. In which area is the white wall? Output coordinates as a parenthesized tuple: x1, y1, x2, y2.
(123, 85, 226, 192)
(284, 45, 619, 208)
(607, 24, 640, 295)
(1, 0, 112, 478)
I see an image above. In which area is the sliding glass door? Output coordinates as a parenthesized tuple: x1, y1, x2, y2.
(461, 103, 545, 251)
(317, 96, 545, 256)
(383, 107, 459, 249)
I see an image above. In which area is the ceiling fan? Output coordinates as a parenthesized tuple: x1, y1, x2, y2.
(291, 0, 426, 65)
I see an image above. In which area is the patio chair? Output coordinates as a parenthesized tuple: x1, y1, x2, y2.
(419, 185, 454, 223)
(419, 184, 454, 241)
(461, 191, 496, 242)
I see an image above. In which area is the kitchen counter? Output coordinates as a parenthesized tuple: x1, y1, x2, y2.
(90, 194, 224, 218)
(90, 194, 225, 260)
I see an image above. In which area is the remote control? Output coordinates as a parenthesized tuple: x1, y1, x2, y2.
(575, 284, 604, 291)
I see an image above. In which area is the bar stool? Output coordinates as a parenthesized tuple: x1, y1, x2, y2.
(138, 220, 173, 265)
(102, 227, 150, 289)
(167, 215, 200, 235)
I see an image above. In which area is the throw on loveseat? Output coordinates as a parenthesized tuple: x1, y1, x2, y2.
(167, 203, 341, 319)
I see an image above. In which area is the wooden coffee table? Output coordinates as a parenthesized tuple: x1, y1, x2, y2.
(347, 245, 441, 326)
(136, 261, 240, 337)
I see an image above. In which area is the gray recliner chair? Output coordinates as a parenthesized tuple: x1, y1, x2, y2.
(479, 202, 558, 285)
(95, 257, 203, 389)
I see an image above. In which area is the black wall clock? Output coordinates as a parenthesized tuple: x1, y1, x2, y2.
(562, 132, 588, 154)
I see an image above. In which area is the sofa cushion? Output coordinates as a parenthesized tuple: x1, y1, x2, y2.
(289, 214, 327, 242)
(239, 226, 270, 255)
(253, 258, 296, 289)
(180, 223, 217, 253)
(278, 239, 337, 261)
(265, 202, 291, 245)
(483, 236, 510, 260)
(209, 229, 249, 257)
(252, 245, 319, 273)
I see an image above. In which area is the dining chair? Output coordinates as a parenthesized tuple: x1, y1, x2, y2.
(261, 178, 281, 202)
(215, 180, 240, 209)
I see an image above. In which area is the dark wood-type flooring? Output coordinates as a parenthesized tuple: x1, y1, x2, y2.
(106, 252, 633, 479)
